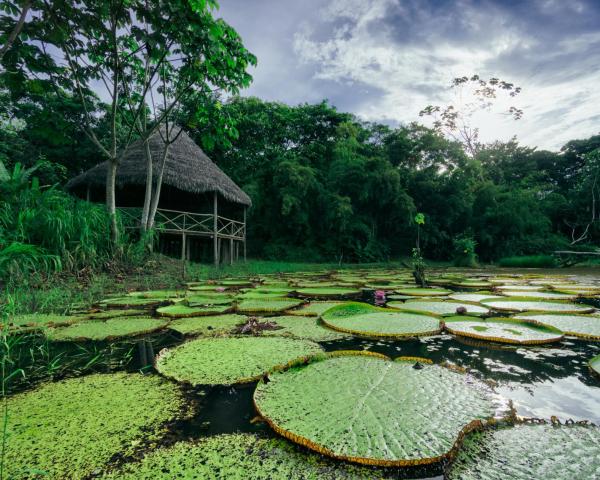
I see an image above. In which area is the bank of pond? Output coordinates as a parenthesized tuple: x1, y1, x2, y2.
(4, 268, 600, 479)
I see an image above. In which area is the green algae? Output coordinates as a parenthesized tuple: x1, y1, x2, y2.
(447, 423, 600, 479)
(156, 304, 231, 318)
(444, 316, 564, 345)
(101, 433, 396, 479)
(480, 298, 595, 314)
(263, 315, 350, 341)
(254, 353, 496, 466)
(46, 316, 169, 341)
(514, 313, 600, 340)
(286, 301, 345, 317)
(236, 298, 304, 314)
(168, 314, 247, 336)
(387, 299, 489, 316)
(5, 372, 185, 480)
(394, 287, 451, 296)
(155, 336, 323, 386)
(321, 302, 441, 338)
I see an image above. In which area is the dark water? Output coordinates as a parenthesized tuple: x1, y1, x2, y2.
(9, 280, 600, 479)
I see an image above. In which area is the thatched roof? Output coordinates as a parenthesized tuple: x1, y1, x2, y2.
(66, 127, 251, 207)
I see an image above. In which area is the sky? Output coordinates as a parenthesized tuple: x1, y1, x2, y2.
(215, 0, 600, 151)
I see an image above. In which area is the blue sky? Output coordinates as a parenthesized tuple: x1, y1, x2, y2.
(216, 0, 600, 150)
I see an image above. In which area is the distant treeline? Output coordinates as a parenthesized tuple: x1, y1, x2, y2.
(2, 93, 599, 263)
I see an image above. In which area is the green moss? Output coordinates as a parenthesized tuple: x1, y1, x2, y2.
(155, 336, 323, 386)
(156, 304, 231, 318)
(447, 423, 600, 479)
(254, 353, 495, 466)
(169, 314, 247, 336)
(45, 316, 169, 341)
(263, 315, 350, 341)
(387, 299, 489, 316)
(102, 433, 396, 479)
(236, 298, 304, 314)
(321, 302, 441, 338)
(5, 373, 185, 479)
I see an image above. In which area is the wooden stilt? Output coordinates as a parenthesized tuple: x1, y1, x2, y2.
(230, 237, 234, 265)
(213, 192, 218, 267)
(181, 233, 187, 261)
(243, 207, 247, 263)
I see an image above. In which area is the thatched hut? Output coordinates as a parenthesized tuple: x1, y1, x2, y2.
(67, 127, 251, 265)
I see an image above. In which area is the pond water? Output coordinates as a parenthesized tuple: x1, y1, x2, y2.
(7, 267, 600, 479)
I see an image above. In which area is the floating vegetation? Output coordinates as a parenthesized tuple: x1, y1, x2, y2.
(156, 304, 231, 318)
(513, 313, 600, 340)
(447, 423, 600, 479)
(591, 354, 600, 377)
(448, 293, 501, 303)
(185, 294, 233, 306)
(321, 302, 441, 338)
(236, 298, 304, 314)
(5, 373, 185, 479)
(254, 352, 496, 466)
(6, 313, 82, 332)
(168, 314, 248, 336)
(498, 290, 577, 300)
(394, 287, 451, 296)
(126, 290, 184, 298)
(99, 296, 169, 308)
(262, 315, 350, 341)
(86, 309, 148, 320)
(286, 301, 345, 317)
(155, 336, 322, 386)
(443, 316, 564, 345)
(295, 287, 361, 298)
(480, 298, 595, 314)
(387, 299, 489, 316)
(46, 317, 169, 341)
(451, 280, 493, 289)
(101, 433, 397, 479)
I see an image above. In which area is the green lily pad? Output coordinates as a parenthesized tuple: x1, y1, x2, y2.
(387, 300, 489, 316)
(321, 302, 441, 338)
(444, 316, 564, 345)
(5, 373, 185, 480)
(157, 304, 231, 318)
(236, 298, 304, 314)
(254, 352, 496, 466)
(498, 290, 577, 300)
(496, 285, 542, 291)
(185, 294, 233, 306)
(452, 280, 493, 289)
(187, 284, 229, 292)
(101, 433, 397, 479)
(295, 287, 361, 298)
(46, 317, 169, 342)
(86, 309, 148, 320)
(514, 313, 600, 340)
(590, 354, 600, 376)
(99, 297, 168, 308)
(127, 290, 184, 298)
(168, 314, 247, 336)
(155, 336, 323, 386)
(285, 301, 345, 317)
(448, 293, 501, 303)
(7, 313, 82, 331)
(480, 298, 595, 314)
(394, 287, 451, 296)
(447, 423, 600, 480)
(262, 316, 349, 341)
(220, 279, 254, 287)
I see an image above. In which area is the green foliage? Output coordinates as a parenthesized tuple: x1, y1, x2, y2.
(453, 234, 478, 267)
(498, 255, 557, 268)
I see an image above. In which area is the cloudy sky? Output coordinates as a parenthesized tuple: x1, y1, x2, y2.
(216, 0, 600, 151)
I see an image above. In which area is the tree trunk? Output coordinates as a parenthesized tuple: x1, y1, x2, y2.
(106, 160, 119, 244)
(147, 145, 170, 230)
(140, 139, 153, 232)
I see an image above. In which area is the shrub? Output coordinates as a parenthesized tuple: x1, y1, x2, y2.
(497, 255, 557, 268)
(452, 235, 478, 267)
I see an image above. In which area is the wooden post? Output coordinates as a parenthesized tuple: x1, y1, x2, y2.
(230, 237, 234, 265)
(213, 192, 218, 267)
(86, 185, 91, 202)
(243, 207, 247, 263)
(181, 232, 186, 261)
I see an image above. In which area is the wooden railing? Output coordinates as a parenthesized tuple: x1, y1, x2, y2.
(118, 207, 245, 240)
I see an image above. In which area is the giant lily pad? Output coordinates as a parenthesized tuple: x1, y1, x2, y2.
(236, 298, 304, 314)
(99, 296, 169, 308)
(447, 423, 600, 479)
(254, 352, 496, 466)
(448, 293, 501, 303)
(185, 294, 233, 306)
(168, 314, 247, 336)
(498, 290, 577, 300)
(388, 299, 489, 317)
(514, 313, 600, 340)
(321, 302, 441, 338)
(101, 433, 396, 479)
(444, 316, 564, 345)
(155, 336, 322, 386)
(5, 373, 185, 480)
(590, 354, 600, 377)
(295, 287, 361, 298)
(263, 316, 349, 342)
(157, 304, 231, 318)
(46, 316, 168, 341)
(286, 301, 345, 317)
(480, 298, 595, 314)
(394, 287, 451, 297)
(7, 313, 82, 331)
(127, 290, 184, 298)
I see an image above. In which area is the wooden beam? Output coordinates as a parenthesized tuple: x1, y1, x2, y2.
(213, 192, 218, 267)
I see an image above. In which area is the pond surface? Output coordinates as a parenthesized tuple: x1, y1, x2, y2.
(7, 267, 600, 479)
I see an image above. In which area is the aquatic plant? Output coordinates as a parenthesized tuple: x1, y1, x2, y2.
(590, 354, 600, 377)
(514, 313, 600, 340)
(254, 352, 496, 466)
(6, 313, 82, 332)
(447, 422, 600, 479)
(232, 316, 283, 335)
(321, 302, 441, 338)
(480, 298, 595, 314)
(262, 316, 350, 342)
(168, 314, 248, 336)
(387, 299, 489, 317)
(156, 304, 231, 318)
(46, 317, 168, 342)
(295, 287, 361, 298)
(395, 287, 451, 296)
(236, 298, 304, 314)
(4, 373, 185, 479)
(285, 301, 345, 317)
(155, 336, 322, 386)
